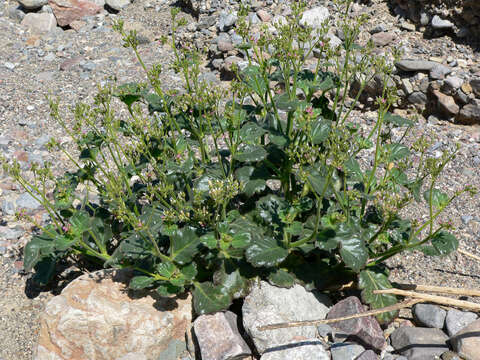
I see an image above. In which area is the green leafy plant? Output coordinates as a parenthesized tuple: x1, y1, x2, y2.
(2, 0, 476, 321)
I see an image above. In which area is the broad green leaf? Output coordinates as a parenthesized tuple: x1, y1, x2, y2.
(24, 235, 56, 271)
(156, 282, 183, 297)
(256, 195, 288, 226)
(243, 179, 266, 196)
(384, 112, 414, 127)
(232, 233, 252, 249)
(156, 262, 177, 278)
(215, 260, 249, 299)
(359, 269, 398, 324)
(114, 82, 144, 107)
(200, 233, 217, 249)
(129, 276, 156, 290)
(240, 66, 268, 97)
(345, 157, 363, 182)
(234, 144, 268, 162)
(193, 282, 232, 314)
(180, 263, 198, 281)
(386, 143, 410, 162)
(239, 122, 267, 142)
(310, 119, 331, 144)
(423, 189, 449, 208)
(268, 269, 295, 288)
(406, 179, 423, 202)
(335, 223, 368, 272)
(285, 222, 303, 236)
(235, 166, 267, 196)
(421, 231, 458, 256)
(53, 235, 77, 252)
(245, 236, 288, 267)
(69, 211, 91, 233)
(274, 93, 304, 112)
(170, 227, 201, 265)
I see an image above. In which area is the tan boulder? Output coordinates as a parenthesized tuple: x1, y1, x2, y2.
(34, 269, 192, 360)
(48, 0, 102, 27)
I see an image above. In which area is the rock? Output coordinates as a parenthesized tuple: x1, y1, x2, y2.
(445, 309, 478, 336)
(457, 104, 480, 125)
(330, 343, 365, 360)
(256, 9, 271, 22)
(35, 269, 192, 360)
(105, 0, 130, 11)
(462, 82, 473, 95)
(401, 78, 413, 95)
(16, 192, 42, 210)
(470, 79, 480, 97)
(59, 56, 84, 71)
(356, 350, 379, 360)
(430, 64, 452, 80)
(300, 6, 330, 29)
(317, 324, 334, 338)
(371, 32, 396, 47)
(242, 281, 331, 354)
(431, 15, 454, 30)
(326, 296, 386, 351)
(390, 327, 449, 360)
(396, 60, 437, 72)
(450, 319, 480, 360)
(445, 76, 463, 90)
(408, 91, 427, 105)
(248, 13, 261, 25)
(193, 311, 251, 360)
(16, 0, 48, 10)
(218, 11, 237, 32)
(370, 24, 387, 34)
(412, 304, 446, 328)
(223, 56, 242, 72)
(217, 33, 233, 52)
(433, 90, 459, 117)
(400, 22, 416, 31)
(442, 351, 462, 360)
(259, 339, 329, 360)
(48, 0, 102, 27)
(21, 13, 57, 34)
(420, 12, 430, 26)
(1, 200, 16, 215)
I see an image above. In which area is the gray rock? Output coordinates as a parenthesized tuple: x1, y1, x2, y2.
(445, 309, 478, 336)
(330, 343, 365, 360)
(300, 6, 329, 29)
(396, 60, 437, 72)
(457, 103, 480, 125)
(1, 201, 15, 216)
(16, 193, 42, 210)
(193, 311, 251, 360)
(4, 62, 15, 71)
(242, 281, 331, 354)
(432, 89, 459, 117)
(431, 15, 454, 30)
(412, 304, 446, 328)
(317, 324, 333, 338)
(79, 61, 96, 72)
(21, 13, 57, 34)
(371, 32, 396, 47)
(444, 76, 463, 90)
(420, 12, 430, 26)
(390, 327, 448, 360)
(39, 4, 53, 13)
(370, 24, 387, 34)
(198, 71, 217, 84)
(248, 13, 261, 25)
(470, 79, 480, 96)
(259, 339, 329, 360)
(408, 91, 427, 105)
(105, 0, 130, 11)
(430, 64, 452, 80)
(216, 33, 233, 52)
(8, 5, 26, 21)
(450, 319, 480, 360)
(16, 0, 48, 10)
(0, 226, 25, 240)
(461, 215, 473, 225)
(356, 350, 378, 360)
(326, 296, 386, 351)
(218, 11, 237, 32)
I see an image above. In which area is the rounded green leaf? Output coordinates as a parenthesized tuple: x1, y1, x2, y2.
(245, 236, 288, 268)
(129, 276, 155, 290)
(193, 282, 232, 314)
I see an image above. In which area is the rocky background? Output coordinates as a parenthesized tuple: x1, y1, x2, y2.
(0, 0, 480, 359)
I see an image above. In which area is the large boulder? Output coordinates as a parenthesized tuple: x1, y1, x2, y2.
(34, 269, 193, 360)
(16, 0, 48, 10)
(242, 281, 331, 354)
(48, 0, 102, 27)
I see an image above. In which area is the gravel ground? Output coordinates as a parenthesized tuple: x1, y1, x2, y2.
(0, 0, 479, 359)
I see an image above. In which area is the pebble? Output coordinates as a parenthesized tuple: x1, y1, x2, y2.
(4, 62, 15, 70)
(412, 304, 446, 328)
(431, 15, 454, 30)
(330, 343, 365, 360)
(390, 327, 449, 359)
(445, 309, 478, 336)
(396, 59, 436, 72)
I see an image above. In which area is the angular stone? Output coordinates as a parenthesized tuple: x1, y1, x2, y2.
(461, 83, 473, 94)
(450, 319, 480, 360)
(396, 60, 436, 72)
(217, 32, 233, 52)
(330, 343, 365, 360)
(408, 91, 427, 105)
(431, 15, 454, 30)
(371, 32, 396, 47)
(256, 9, 271, 22)
(412, 304, 446, 328)
(48, 0, 102, 27)
(16, 192, 42, 210)
(218, 11, 237, 32)
(390, 327, 448, 360)
(430, 64, 451, 80)
(223, 55, 242, 72)
(35, 269, 192, 360)
(105, 0, 130, 11)
(457, 104, 480, 125)
(444, 76, 464, 90)
(242, 281, 331, 354)
(21, 13, 57, 34)
(470, 79, 480, 97)
(300, 6, 330, 29)
(445, 309, 478, 336)
(259, 339, 329, 360)
(326, 296, 386, 351)
(433, 90, 459, 116)
(356, 350, 379, 360)
(193, 311, 251, 360)
(16, 0, 48, 10)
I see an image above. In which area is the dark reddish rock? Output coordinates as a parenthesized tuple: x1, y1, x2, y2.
(49, 0, 102, 27)
(326, 296, 386, 351)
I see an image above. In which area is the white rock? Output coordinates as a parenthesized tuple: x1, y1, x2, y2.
(21, 13, 57, 34)
(16, 0, 48, 10)
(242, 281, 331, 354)
(300, 7, 329, 29)
(105, 0, 130, 11)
